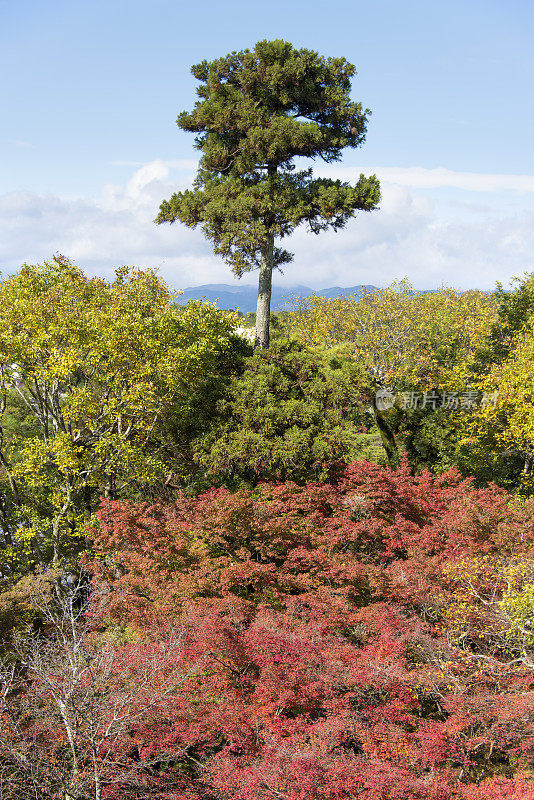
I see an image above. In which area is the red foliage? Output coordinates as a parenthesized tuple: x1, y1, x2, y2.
(79, 461, 534, 796)
(91, 459, 526, 617)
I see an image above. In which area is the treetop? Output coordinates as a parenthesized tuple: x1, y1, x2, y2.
(179, 39, 370, 175)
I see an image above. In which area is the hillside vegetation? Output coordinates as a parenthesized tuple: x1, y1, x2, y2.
(2, 257, 534, 798)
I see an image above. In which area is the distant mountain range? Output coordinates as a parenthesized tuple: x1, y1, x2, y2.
(174, 284, 379, 313)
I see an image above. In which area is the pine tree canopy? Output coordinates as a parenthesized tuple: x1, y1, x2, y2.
(155, 39, 381, 277)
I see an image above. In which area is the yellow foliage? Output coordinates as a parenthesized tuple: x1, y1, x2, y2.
(442, 553, 534, 651)
(0, 255, 238, 573)
(284, 280, 497, 391)
(459, 315, 534, 493)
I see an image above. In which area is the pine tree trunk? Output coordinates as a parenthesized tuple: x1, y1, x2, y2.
(255, 235, 274, 349)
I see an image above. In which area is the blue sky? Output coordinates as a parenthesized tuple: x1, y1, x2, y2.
(1, 0, 533, 290)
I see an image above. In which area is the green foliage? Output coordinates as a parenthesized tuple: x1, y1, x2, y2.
(481, 272, 534, 366)
(162, 332, 253, 485)
(286, 281, 497, 390)
(458, 319, 534, 494)
(156, 39, 380, 276)
(0, 255, 238, 581)
(192, 339, 385, 486)
(456, 407, 527, 492)
(394, 404, 464, 473)
(458, 273, 534, 492)
(285, 282, 498, 471)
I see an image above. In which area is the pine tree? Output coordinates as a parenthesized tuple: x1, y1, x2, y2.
(156, 39, 381, 348)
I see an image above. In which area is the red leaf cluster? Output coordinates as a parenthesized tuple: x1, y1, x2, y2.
(46, 462, 534, 795)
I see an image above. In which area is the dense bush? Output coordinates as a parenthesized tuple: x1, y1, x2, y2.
(60, 460, 534, 798)
(191, 339, 385, 487)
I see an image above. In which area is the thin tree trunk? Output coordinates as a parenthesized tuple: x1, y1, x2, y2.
(52, 488, 72, 565)
(58, 699, 79, 800)
(92, 746, 102, 800)
(104, 473, 117, 500)
(0, 448, 20, 506)
(255, 235, 274, 349)
(374, 408, 399, 466)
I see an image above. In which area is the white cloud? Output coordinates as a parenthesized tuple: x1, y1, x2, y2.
(321, 165, 534, 194)
(1, 160, 534, 291)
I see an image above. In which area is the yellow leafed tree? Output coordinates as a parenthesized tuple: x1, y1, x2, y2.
(285, 280, 497, 391)
(285, 282, 498, 465)
(0, 255, 238, 578)
(459, 318, 534, 494)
